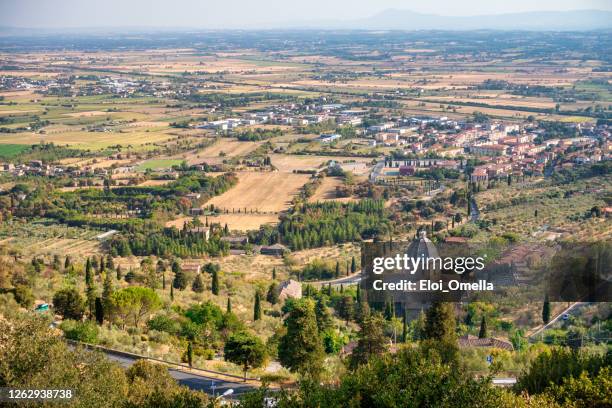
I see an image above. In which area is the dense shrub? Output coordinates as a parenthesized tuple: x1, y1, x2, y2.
(60, 319, 99, 343)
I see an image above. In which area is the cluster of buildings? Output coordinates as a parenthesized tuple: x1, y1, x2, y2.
(357, 115, 610, 183)
(195, 102, 364, 131)
(469, 134, 608, 183)
(0, 73, 191, 99)
(1, 160, 64, 177)
(0, 75, 48, 91)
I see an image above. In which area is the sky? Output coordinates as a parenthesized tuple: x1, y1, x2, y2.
(0, 0, 610, 29)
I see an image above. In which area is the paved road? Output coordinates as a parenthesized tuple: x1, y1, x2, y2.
(529, 302, 586, 340)
(102, 351, 258, 397)
(469, 197, 480, 222)
(370, 161, 385, 182)
(310, 271, 362, 287)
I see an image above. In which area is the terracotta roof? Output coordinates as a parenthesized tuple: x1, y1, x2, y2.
(458, 334, 514, 351)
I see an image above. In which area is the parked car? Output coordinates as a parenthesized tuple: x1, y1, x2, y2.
(34, 303, 49, 312)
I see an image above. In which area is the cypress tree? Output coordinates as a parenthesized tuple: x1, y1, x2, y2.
(339, 295, 355, 324)
(479, 316, 488, 339)
(85, 258, 92, 286)
(85, 281, 96, 319)
(187, 342, 193, 368)
(253, 291, 262, 321)
(424, 301, 456, 343)
(465, 308, 474, 327)
(116, 265, 122, 280)
(170, 284, 174, 301)
(94, 297, 104, 325)
(542, 294, 551, 325)
(172, 261, 187, 290)
(101, 272, 114, 318)
(272, 267, 277, 280)
(351, 256, 356, 274)
(315, 297, 333, 332)
(64, 256, 71, 269)
(211, 269, 219, 295)
(335, 261, 340, 278)
(266, 282, 279, 305)
(384, 300, 394, 321)
(227, 297, 232, 313)
(413, 310, 426, 341)
(106, 255, 114, 270)
(402, 310, 408, 342)
(192, 274, 204, 293)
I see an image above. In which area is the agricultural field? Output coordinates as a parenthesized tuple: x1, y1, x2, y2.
(179, 139, 263, 164)
(206, 171, 311, 213)
(475, 176, 611, 242)
(136, 158, 184, 171)
(0, 143, 29, 158)
(0, 219, 101, 257)
(167, 213, 280, 232)
(309, 176, 357, 203)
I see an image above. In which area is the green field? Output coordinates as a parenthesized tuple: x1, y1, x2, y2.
(136, 158, 184, 171)
(0, 144, 30, 158)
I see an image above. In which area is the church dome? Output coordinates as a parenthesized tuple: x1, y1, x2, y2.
(405, 230, 439, 260)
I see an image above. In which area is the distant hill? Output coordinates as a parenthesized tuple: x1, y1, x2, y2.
(286, 9, 612, 31)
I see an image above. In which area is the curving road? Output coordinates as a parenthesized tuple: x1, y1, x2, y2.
(309, 272, 362, 287)
(528, 302, 586, 340)
(98, 349, 259, 397)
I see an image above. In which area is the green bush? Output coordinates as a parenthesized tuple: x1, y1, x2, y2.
(13, 285, 34, 309)
(322, 329, 346, 354)
(515, 347, 610, 394)
(60, 320, 99, 344)
(147, 314, 181, 335)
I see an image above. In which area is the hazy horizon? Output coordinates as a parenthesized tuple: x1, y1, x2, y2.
(1, 0, 611, 30)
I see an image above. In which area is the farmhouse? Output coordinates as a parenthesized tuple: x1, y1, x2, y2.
(180, 261, 202, 274)
(221, 235, 249, 248)
(187, 227, 210, 240)
(190, 208, 204, 216)
(259, 243, 288, 256)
